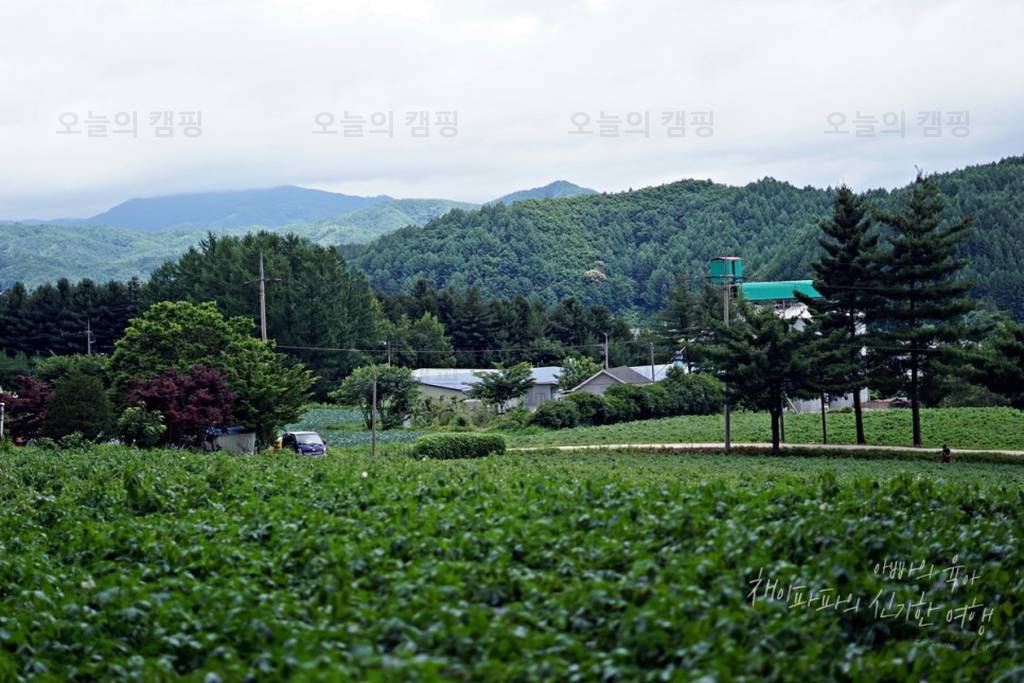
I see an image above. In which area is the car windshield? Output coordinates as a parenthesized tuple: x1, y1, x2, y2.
(295, 434, 324, 445)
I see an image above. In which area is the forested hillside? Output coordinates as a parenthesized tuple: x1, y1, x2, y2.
(357, 157, 1024, 318)
(0, 224, 220, 288)
(298, 199, 478, 245)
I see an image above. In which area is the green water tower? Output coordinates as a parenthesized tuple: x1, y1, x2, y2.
(707, 256, 744, 285)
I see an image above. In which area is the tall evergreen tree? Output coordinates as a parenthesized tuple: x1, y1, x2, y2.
(657, 275, 702, 367)
(697, 302, 811, 455)
(964, 321, 1024, 409)
(451, 287, 498, 365)
(796, 186, 878, 444)
(871, 173, 974, 446)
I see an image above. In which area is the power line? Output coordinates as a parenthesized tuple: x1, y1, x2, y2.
(276, 341, 610, 355)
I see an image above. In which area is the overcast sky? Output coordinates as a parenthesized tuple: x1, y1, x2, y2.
(1, 0, 1021, 219)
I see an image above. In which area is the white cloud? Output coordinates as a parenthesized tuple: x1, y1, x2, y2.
(1, 0, 1021, 217)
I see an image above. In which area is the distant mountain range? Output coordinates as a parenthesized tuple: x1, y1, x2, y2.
(4, 180, 595, 232)
(11, 186, 393, 232)
(0, 181, 592, 286)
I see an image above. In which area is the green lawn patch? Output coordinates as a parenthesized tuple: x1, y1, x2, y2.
(506, 407, 1024, 451)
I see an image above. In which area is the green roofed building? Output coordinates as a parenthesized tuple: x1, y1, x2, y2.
(740, 280, 820, 302)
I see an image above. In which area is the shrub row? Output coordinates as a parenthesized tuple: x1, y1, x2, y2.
(531, 371, 724, 429)
(412, 433, 507, 459)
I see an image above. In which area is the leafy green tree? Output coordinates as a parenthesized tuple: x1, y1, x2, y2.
(467, 363, 535, 413)
(384, 313, 455, 368)
(110, 300, 316, 441)
(330, 364, 418, 429)
(221, 337, 315, 444)
(41, 371, 115, 440)
(116, 403, 166, 447)
(109, 300, 250, 393)
(697, 302, 811, 455)
(871, 173, 974, 446)
(405, 313, 455, 368)
(557, 356, 602, 392)
(796, 186, 879, 444)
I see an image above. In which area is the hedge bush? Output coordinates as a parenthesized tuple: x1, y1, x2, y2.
(530, 371, 726, 430)
(606, 384, 656, 420)
(560, 391, 608, 425)
(664, 370, 725, 415)
(530, 400, 580, 429)
(412, 433, 507, 459)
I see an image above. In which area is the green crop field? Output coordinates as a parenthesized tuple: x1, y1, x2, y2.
(0, 445, 1021, 680)
(505, 407, 1024, 451)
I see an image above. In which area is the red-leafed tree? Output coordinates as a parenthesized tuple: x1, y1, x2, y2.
(0, 375, 52, 440)
(124, 365, 235, 446)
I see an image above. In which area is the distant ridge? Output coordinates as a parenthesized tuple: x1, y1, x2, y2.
(83, 185, 393, 231)
(488, 180, 597, 205)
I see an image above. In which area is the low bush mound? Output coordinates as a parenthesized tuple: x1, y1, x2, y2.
(560, 391, 608, 425)
(412, 432, 506, 459)
(530, 400, 580, 429)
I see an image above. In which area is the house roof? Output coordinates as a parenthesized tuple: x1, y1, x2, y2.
(629, 364, 672, 382)
(606, 366, 654, 384)
(412, 366, 562, 394)
(741, 280, 821, 302)
(570, 365, 653, 392)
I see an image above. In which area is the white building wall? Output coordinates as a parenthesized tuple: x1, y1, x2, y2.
(790, 388, 870, 414)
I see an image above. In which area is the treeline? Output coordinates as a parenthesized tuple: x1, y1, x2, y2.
(377, 281, 647, 368)
(0, 232, 655, 395)
(0, 278, 143, 359)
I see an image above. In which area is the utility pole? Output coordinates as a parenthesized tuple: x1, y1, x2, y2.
(385, 340, 392, 366)
(649, 341, 656, 381)
(258, 252, 268, 342)
(723, 283, 731, 452)
(1, 397, 5, 440)
(84, 320, 94, 355)
(709, 256, 744, 454)
(603, 332, 609, 369)
(780, 402, 786, 443)
(370, 373, 378, 457)
(820, 392, 828, 444)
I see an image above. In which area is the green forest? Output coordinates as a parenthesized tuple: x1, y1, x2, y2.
(356, 157, 1024, 319)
